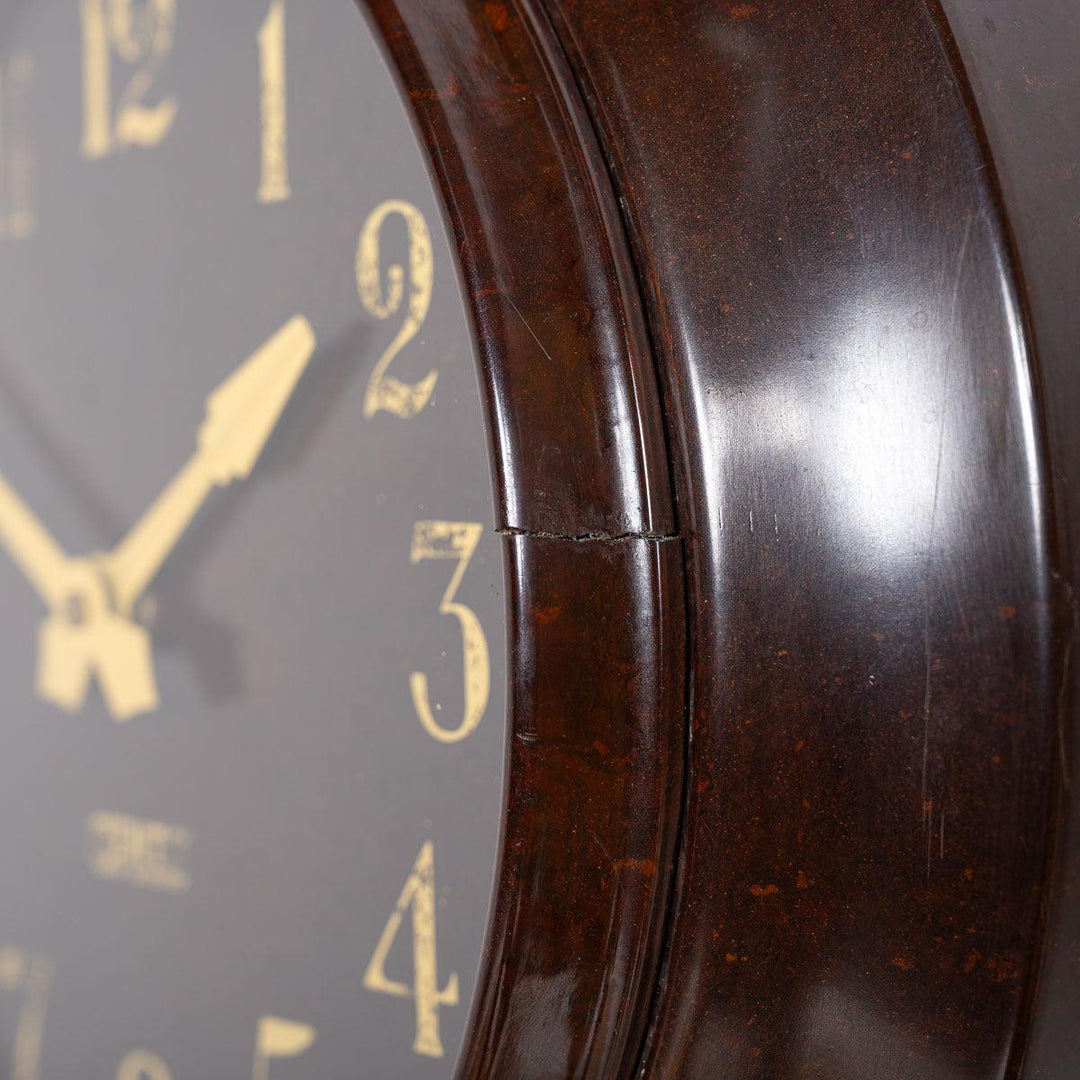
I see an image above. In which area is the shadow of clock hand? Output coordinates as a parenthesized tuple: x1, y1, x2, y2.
(0, 319, 369, 710)
(0, 350, 246, 708)
(250, 319, 374, 470)
(0, 353, 126, 542)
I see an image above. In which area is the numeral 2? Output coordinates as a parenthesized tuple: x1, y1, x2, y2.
(81, 0, 178, 159)
(358, 200, 437, 419)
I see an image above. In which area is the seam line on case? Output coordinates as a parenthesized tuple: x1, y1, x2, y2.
(497, 526, 679, 544)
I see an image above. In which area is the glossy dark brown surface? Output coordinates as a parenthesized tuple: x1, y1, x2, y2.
(937, 2, 1080, 1075)
(361, 2, 686, 1077)
(362, 0, 673, 539)
(466, 534, 684, 1079)
(547, 0, 1064, 1076)
(365, 0, 1080, 1076)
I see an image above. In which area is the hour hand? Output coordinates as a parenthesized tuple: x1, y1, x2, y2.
(100, 315, 316, 615)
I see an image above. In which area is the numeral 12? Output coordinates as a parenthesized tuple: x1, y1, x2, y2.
(81, 0, 178, 159)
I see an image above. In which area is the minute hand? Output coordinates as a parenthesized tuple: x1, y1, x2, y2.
(102, 316, 316, 615)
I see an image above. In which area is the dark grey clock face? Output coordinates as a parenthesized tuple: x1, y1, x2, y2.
(0, 3, 505, 1077)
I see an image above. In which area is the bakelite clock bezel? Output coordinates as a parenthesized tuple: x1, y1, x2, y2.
(361, 1, 687, 1075)
(364, 0, 1080, 1078)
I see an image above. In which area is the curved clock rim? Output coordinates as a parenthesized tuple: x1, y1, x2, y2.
(360, 1, 688, 1077)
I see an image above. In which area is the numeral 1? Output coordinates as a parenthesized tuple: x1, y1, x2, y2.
(257, 0, 290, 203)
(0, 56, 36, 240)
(81, 0, 178, 160)
(364, 841, 459, 1058)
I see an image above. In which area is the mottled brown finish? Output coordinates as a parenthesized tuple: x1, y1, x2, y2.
(364, 0, 1080, 1076)
(362, 0, 673, 539)
(361, 2, 687, 1077)
(938, 2, 1080, 1074)
(465, 534, 684, 1079)
(547, 0, 1063, 1077)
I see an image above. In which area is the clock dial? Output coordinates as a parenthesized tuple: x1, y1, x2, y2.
(0, 3, 505, 1077)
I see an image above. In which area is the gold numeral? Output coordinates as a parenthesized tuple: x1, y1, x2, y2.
(116, 1051, 172, 1080)
(81, 0, 178, 160)
(0, 946, 54, 1080)
(0, 56, 36, 240)
(364, 842, 458, 1058)
(409, 522, 490, 744)
(253, 1016, 317, 1080)
(113, 1017, 315, 1080)
(257, 0, 290, 203)
(358, 200, 437, 419)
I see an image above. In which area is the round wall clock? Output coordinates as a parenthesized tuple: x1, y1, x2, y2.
(1, 1, 1078, 1079)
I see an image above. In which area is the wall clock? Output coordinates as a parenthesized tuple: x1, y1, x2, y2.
(0, 1, 1077, 1079)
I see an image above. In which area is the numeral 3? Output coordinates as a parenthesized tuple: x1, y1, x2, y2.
(409, 521, 491, 744)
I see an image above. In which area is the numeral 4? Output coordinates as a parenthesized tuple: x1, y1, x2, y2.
(364, 841, 459, 1058)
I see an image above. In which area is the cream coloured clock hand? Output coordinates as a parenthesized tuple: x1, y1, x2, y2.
(2, 316, 315, 723)
(98, 315, 316, 616)
(0, 472, 157, 719)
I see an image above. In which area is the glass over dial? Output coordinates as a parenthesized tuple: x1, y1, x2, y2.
(0, 3, 505, 1077)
